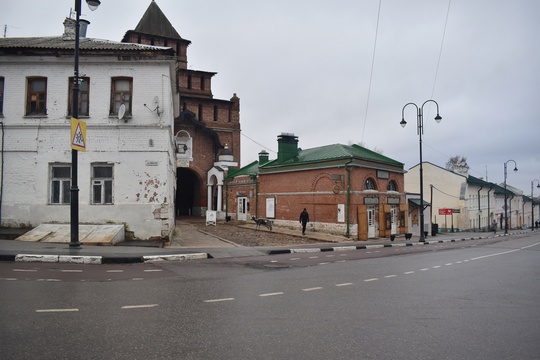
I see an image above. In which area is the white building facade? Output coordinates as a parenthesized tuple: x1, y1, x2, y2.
(0, 20, 178, 240)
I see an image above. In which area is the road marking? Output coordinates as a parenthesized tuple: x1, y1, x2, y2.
(336, 283, 353, 287)
(270, 260, 278, 263)
(308, 256, 319, 259)
(432, 265, 442, 269)
(318, 262, 330, 265)
(364, 278, 378, 282)
(204, 298, 235, 303)
(404, 271, 415, 275)
(470, 248, 520, 261)
(143, 269, 163, 272)
(37, 279, 61, 282)
(132, 278, 144, 281)
(259, 292, 284, 297)
(290, 258, 300, 260)
(420, 268, 430, 271)
(385, 275, 397, 278)
(13, 269, 37, 272)
(36, 308, 79, 313)
(61, 269, 83, 273)
(107, 270, 124, 273)
(121, 304, 158, 309)
(445, 263, 453, 266)
(302, 287, 323, 292)
(2, 278, 17, 281)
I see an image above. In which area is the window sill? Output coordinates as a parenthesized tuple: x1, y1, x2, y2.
(24, 115, 48, 119)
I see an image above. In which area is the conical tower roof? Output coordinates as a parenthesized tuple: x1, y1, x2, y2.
(133, 1, 183, 39)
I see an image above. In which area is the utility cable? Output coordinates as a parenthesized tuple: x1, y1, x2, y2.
(361, 0, 382, 143)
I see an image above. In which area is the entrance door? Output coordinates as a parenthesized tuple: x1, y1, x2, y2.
(367, 206, 376, 238)
(390, 205, 397, 235)
(237, 197, 248, 221)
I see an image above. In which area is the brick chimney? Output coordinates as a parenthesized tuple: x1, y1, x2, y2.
(62, 17, 90, 40)
(277, 133, 299, 163)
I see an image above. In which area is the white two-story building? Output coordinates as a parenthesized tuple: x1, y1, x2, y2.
(0, 17, 178, 240)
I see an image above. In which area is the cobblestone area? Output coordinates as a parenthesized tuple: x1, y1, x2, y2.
(196, 221, 322, 247)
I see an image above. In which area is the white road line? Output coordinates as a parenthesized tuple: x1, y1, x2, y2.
(132, 278, 144, 281)
(364, 278, 378, 282)
(308, 256, 319, 259)
(36, 308, 79, 313)
(470, 248, 520, 261)
(3, 278, 17, 281)
(61, 269, 83, 273)
(106, 270, 124, 273)
(143, 269, 163, 272)
(121, 304, 158, 309)
(259, 292, 284, 297)
(204, 298, 235, 303)
(420, 268, 430, 271)
(384, 275, 397, 278)
(37, 279, 61, 282)
(318, 262, 330, 265)
(335, 283, 353, 287)
(432, 265, 442, 269)
(302, 287, 322, 292)
(270, 260, 278, 263)
(445, 263, 453, 266)
(290, 258, 300, 260)
(13, 269, 37, 272)
(404, 271, 415, 275)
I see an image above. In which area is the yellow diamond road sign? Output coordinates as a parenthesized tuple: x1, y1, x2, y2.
(71, 117, 86, 152)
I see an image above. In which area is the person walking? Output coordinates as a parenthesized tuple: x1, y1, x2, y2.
(299, 208, 309, 236)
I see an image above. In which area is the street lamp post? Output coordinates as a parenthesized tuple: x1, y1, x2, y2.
(531, 179, 540, 231)
(503, 160, 518, 234)
(401, 100, 442, 242)
(70, 0, 101, 249)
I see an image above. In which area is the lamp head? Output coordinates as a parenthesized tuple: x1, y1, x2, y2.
(514, 166, 518, 172)
(86, 0, 101, 11)
(400, 118, 407, 128)
(434, 114, 442, 123)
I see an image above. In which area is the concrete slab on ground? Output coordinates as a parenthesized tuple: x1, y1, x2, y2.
(16, 224, 125, 245)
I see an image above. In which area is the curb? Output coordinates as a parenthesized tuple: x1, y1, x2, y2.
(9, 252, 210, 264)
(266, 231, 526, 255)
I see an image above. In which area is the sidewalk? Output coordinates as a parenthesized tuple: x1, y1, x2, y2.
(0, 220, 531, 264)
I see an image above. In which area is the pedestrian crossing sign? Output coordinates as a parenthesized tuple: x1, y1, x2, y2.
(71, 117, 86, 152)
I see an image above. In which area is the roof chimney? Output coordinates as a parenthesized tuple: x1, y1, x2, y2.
(63, 17, 90, 40)
(277, 133, 299, 163)
(258, 150, 269, 165)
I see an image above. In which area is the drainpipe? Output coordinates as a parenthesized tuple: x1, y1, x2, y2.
(0, 120, 4, 224)
(477, 185, 483, 231)
(224, 178, 229, 220)
(344, 157, 353, 238)
(487, 187, 493, 226)
(250, 174, 259, 219)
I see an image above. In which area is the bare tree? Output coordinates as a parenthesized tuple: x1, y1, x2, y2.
(446, 155, 469, 174)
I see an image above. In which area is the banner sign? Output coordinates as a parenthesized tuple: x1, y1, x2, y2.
(439, 208, 453, 215)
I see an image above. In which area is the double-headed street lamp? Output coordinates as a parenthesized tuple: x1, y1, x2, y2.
(531, 179, 540, 231)
(70, 0, 101, 249)
(503, 160, 518, 234)
(401, 100, 442, 242)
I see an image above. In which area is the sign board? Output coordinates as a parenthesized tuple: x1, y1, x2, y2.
(71, 117, 86, 151)
(206, 210, 217, 226)
(439, 208, 453, 215)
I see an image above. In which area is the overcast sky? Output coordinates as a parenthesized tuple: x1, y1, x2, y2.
(3, 0, 539, 195)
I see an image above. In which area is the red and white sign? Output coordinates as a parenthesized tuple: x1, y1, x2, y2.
(439, 208, 453, 215)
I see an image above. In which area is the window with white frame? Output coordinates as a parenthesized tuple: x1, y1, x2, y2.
(110, 77, 132, 116)
(91, 164, 113, 204)
(50, 165, 71, 204)
(26, 77, 47, 115)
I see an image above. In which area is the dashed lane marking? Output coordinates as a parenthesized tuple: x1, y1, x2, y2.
(13, 269, 37, 272)
(61, 269, 83, 273)
(404, 271, 415, 275)
(384, 275, 397, 278)
(335, 283, 353, 287)
(36, 308, 79, 313)
(143, 269, 163, 272)
(121, 304, 158, 309)
(259, 292, 284, 297)
(302, 287, 323, 292)
(364, 278, 378, 282)
(204, 298, 235, 303)
(106, 270, 124, 273)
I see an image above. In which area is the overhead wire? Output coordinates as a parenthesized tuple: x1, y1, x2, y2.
(360, 0, 382, 143)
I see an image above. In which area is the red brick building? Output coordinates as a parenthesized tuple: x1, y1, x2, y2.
(226, 134, 408, 240)
(123, 1, 240, 217)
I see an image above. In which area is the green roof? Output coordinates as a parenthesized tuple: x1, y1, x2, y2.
(225, 160, 259, 180)
(263, 143, 403, 168)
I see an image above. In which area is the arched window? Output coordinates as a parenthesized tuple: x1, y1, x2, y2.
(387, 180, 398, 192)
(364, 178, 377, 190)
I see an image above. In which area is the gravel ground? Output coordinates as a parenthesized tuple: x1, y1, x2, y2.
(196, 221, 322, 247)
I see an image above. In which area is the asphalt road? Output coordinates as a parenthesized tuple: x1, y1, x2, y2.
(1, 233, 539, 359)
